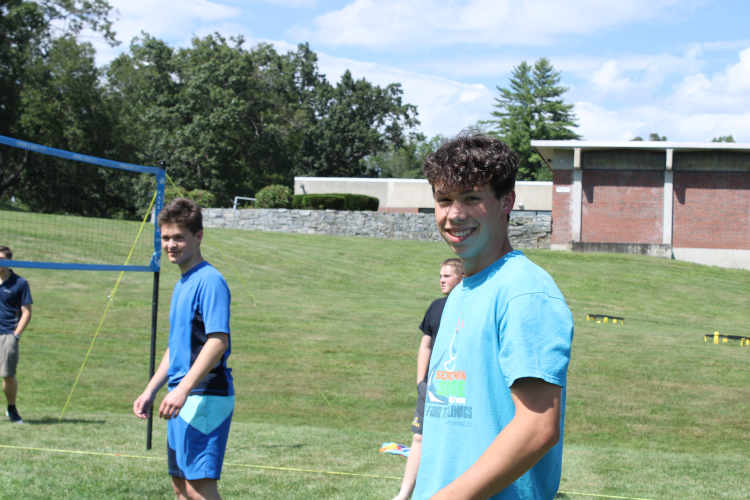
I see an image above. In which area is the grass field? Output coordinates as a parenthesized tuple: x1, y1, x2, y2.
(0, 218, 749, 499)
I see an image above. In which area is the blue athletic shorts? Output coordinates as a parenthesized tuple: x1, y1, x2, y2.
(167, 394, 234, 480)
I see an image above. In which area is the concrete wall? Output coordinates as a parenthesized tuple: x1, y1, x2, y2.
(568, 242, 672, 259)
(672, 248, 750, 271)
(294, 177, 552, 211)
(294, 178, 434, 210)
(202, 208, 552, 249)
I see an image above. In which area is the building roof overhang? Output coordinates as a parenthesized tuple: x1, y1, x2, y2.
(530, 140, 750, 171)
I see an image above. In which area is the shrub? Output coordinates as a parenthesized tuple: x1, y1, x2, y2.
(188, 189, 217, 208)
(291, 193, 379, 211)
(255, 185, 293, 208)
(292, 194, 346, 210)
(164, 186, 218, 208)
(164, 185, 189, 204)
(338, 193, 379, 211)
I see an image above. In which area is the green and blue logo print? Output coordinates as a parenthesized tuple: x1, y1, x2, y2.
(425, 309, 473, 423)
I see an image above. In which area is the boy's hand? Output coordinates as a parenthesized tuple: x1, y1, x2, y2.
(158, 387, 189, 420)
(133, 391, 156, 419)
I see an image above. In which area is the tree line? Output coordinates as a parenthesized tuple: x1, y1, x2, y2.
(1, 1, 735, 216)
(0, 0, 420, 215)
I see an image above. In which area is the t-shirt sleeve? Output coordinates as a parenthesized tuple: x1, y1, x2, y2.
(199, 274, 231, 335)
(419, 308, 430, 335)
(20, 280, 32, 306)
(497, 292, 573, 388)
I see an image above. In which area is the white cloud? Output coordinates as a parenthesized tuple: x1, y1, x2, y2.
(670, 47, 750, 114)
(290, 0, 697, 50)
(576, 103, 750, 143)
(700, 39, 750, 52)
(79, 0, 748, 143)
(315, 53, 495, 137)
(262, 0, 318, 6)
(574, 47, 750, 142)
(88, 0, 242, 65)
(575, 102, 653, 141)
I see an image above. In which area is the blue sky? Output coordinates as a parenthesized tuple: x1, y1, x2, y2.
(90, 0, 750, 142)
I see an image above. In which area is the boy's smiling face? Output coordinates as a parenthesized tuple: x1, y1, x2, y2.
(434, 183, 515, 275)
(161, 223, 203, 272)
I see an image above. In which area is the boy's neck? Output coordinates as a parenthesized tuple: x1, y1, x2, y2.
(0, 268, 11, 282)
(461, 235, 514, 277)
(178, 251, 205, 275)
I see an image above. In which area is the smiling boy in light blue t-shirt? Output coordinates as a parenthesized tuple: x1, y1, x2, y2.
(413, 132, 574, 500)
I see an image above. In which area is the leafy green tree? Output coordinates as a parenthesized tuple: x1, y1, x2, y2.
(363, 133, 444, 178)
(106, 35, 316, 206)
(5, 36, 145, 217)
(712, 135, 736, 142)
(0, 0, 117, 137)
(648, 133, 667, 141)
(486, 58, 581, 181)
(299, 70, 420, 178)
(0, 0, 118, 203)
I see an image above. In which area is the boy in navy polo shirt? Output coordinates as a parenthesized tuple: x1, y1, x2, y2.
(0, 245, 33, 425)
(134, 198, 233, 500)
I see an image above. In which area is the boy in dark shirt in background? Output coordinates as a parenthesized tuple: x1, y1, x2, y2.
(392, 258, 463, 500)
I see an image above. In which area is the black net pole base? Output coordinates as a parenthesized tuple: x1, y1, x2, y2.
(147, 271, 160, 450)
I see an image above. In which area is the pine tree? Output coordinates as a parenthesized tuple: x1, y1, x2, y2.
(711, 135, 735, 143)
(486, 58, 581, 180)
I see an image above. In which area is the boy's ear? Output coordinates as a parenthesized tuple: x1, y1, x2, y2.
(502, 190, 516, 215)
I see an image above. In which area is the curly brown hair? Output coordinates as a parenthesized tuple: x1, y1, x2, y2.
(422, 131, 519, 200)
(157, 198, 203, 235)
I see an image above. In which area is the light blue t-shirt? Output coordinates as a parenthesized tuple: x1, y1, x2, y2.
(168, 261, 233, 396)
(413, 251, 573, 500)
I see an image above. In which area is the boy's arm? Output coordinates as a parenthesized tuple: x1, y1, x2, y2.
(158, 333, 229, 419)
(416, 335, 433, 383)
(428, 378, 562, 500)
(13, 304, 31, 338)
(133, 348, 170, 419)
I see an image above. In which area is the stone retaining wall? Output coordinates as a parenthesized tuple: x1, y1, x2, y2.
(202, 208, 552, 249)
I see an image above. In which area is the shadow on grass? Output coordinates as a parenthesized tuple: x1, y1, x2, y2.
(25, 417, 107, 425)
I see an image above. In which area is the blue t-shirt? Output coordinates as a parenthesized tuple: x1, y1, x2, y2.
(0, 271, 33, 335)
(168, 261, 233, 396)
(413, 251, 574, 500)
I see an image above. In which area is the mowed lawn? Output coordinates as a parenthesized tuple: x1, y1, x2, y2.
(0, 219, 749, 499)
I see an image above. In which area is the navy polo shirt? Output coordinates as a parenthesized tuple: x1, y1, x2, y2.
(0, 270, 33, 335)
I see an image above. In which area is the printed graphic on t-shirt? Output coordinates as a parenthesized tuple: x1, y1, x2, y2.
(425, 308, 473, 425)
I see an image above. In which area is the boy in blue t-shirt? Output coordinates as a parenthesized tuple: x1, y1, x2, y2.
(412, 133, 574, 500)
(134, 198, 233, 500)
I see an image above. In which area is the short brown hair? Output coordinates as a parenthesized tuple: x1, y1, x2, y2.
(157, 198, 203, 235)
(423, 131, 519, 200)
(0, 245, 12, 259)
(441, 258, 464, 276)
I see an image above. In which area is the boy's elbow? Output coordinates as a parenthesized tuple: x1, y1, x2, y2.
(538, 420, 561, 452)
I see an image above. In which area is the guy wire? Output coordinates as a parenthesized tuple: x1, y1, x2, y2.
(0, 444, 661, 499)
(58, 190, 159, 422)
(164, 175, 351, 434)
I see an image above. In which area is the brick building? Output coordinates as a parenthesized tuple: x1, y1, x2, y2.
(530, 141, 750, 271)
